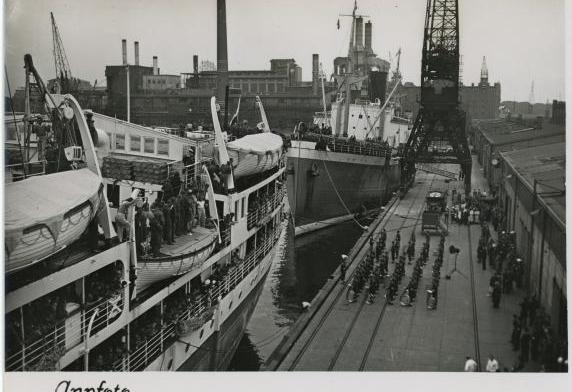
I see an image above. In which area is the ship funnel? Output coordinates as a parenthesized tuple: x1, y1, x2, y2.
(122, 39, 127, 65)
(355, 17, 364, 48)
(365, 21, 372, 52)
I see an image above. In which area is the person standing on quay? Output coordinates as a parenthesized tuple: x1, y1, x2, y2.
(486, 354, 499, 372)
(464, 356, 478, 371)
(340, 254, 348, 284)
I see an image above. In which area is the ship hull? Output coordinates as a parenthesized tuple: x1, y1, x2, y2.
(287, 144, 400, 235)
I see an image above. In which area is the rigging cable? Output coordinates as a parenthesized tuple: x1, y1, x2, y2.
(5, 66, 27, 178)
(319, 155, 367, 230)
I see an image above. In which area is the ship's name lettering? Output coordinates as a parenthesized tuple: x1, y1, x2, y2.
(55, 380, 130, 392)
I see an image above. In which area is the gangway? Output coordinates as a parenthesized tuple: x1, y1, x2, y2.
(416, 163, 457, 180)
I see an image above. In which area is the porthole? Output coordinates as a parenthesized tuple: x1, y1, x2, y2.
(199, 329, 204, 339)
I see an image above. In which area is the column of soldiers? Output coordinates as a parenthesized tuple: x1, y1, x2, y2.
(389, 230, 401, 263)
(400, 234, 431, 306)
(346, 245, 376, 303)
(366, 229, 388, 304)
(386, 230, 405, 305)
(386, 255, 406, 305)
(345, 229, 388, 304)
(426, 234, 446, 310)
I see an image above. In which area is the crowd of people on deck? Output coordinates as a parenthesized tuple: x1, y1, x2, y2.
(114, 174, 214, 258)
(292, 122, 392, 157)
(86, 230, 280, 370)
(6, 262, 124, 369)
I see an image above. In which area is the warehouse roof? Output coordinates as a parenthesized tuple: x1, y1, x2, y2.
(473, 119, 565, 147)
(501, 142, 565, 226)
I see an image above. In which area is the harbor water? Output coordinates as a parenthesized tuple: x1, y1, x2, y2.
(227, 219, 365, 370)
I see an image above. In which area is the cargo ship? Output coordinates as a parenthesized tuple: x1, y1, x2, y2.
(5, 55, 288, 371)
(286, 1, 409, 236)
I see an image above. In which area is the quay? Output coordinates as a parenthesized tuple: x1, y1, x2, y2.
(267, 156, 532, 371)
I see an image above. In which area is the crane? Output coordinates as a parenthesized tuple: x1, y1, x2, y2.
(400, 0, 472, 193)
(51, 12, 76, 93)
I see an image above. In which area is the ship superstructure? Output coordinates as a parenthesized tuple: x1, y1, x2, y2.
(5, 55, 288, 371)
(286, 1, 408, 235)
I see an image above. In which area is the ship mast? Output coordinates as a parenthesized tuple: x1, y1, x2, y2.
(339, 1, 359, 135)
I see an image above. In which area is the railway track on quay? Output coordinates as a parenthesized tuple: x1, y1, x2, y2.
(282, 174, 437, 371)
(466, 224, 482, 371)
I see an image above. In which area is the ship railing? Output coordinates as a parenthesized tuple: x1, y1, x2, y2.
(247, 188, 285, 230)
(110, 229, 282, 371)
(6, 292, 124, 371)
(5, 160, 47, 182)
(112, 293, 211, 371)
(182, 158, 213, 189)
(297, 132, 391, 158)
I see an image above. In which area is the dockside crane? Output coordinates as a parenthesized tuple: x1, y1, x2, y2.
(400, 0, 472, 193)
(51, 12, 77, 93)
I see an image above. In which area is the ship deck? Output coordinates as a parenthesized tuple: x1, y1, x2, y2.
(268, 157, 534, 371)
(149, 226, 215, 259)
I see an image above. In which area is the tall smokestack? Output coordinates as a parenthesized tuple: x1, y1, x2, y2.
(355, 17, 364, 48)
(217, 0, 228, 73)
(134, 41, 140, 66)
(364, 21, 372, 52)
(122, 39, 127, 65)
(193, 55, 199, 88)
(312, 54, 319, 96)
(153, 56, 158, 75)
(217, 0, 229, 106)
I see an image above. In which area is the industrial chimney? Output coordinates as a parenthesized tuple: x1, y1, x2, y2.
(153, 56, 158, 75)
(134, 41, 140, 66)
(312, 54, 319, 96)
(193, 55, 199, 88)
(122, 39, 127, 65)
(355, 17, 364, 49)
(364, 21, 372, 52)
(217, 0, 228, 73)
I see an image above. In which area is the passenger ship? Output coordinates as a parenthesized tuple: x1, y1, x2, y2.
(5, 55, 288, 371)
(286, 1, 408, 236)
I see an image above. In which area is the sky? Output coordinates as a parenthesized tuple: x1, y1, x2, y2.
(4, 0, 566, 102)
